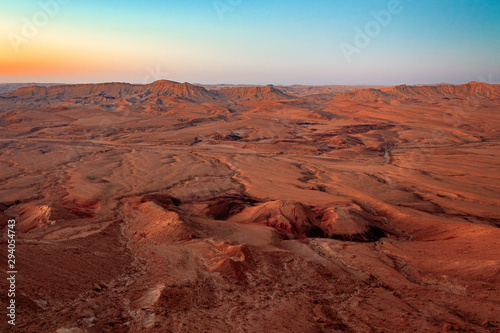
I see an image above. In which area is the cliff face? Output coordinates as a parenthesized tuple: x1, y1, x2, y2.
(5, 81, 498, 105)
(212, 86, 293, 101)
(5, 81, 206, 101)
(147, 80, 215, 100)
(335, 82, 500, 103)
(3, 80, 292, 104)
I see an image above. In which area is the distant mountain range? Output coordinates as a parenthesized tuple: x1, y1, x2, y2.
(335, 82, 500, 103)
(0, 80, 294, 106)
(1, 80, 498, 108)
(0, 83, 62, 95)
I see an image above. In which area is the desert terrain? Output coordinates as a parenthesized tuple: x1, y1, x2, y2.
(0, 80, 499, 332)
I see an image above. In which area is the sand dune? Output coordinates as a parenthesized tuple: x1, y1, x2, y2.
(0, 80, 499, 332)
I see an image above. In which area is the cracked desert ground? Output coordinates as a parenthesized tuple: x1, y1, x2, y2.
(0, 80, 499, 332)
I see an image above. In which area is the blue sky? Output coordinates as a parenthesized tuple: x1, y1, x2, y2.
(1, 0, 499, 84)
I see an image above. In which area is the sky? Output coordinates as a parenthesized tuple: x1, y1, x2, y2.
(0, 0, 499, 85)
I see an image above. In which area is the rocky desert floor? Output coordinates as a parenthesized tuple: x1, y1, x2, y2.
(0, 81, 499, 332)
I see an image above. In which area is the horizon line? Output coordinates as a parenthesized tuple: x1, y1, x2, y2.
(1, 78, 498, 88)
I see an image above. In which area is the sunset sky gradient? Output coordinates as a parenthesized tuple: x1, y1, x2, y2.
(1, 0, 499, 85)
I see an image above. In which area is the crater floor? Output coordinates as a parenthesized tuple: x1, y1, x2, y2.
(1, 82, 499, 332)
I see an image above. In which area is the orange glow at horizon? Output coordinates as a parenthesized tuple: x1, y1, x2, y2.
(0, 41, 152, 81)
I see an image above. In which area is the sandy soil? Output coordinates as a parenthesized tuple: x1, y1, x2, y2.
(0, 80, 499, 332)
